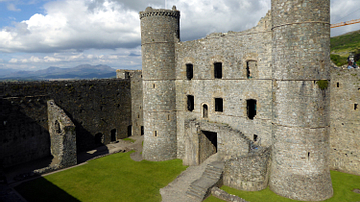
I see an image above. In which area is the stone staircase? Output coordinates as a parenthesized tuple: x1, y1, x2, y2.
(186, 161, 224, 201)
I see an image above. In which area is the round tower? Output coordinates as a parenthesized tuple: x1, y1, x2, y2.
(270, 0, 333, 201)
(139, 6, 179, 161)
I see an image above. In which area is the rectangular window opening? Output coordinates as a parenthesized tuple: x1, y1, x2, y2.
(186, 64, 193, 80)
(355, 104, 358, 110)
(337, 82, 340, 88)
(203, 104, 208, 118)
(214, 62, 222, 79)
(215, 98, 223, 112)
(154, 131, 158, 137)
(247, 99, 257, 120)
(141, 126, 144, 136)
(187, 95, 194, 112)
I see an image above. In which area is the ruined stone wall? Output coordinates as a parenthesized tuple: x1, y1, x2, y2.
(175, 11, 273, 160)
(0, 95, 50, 167)
(0, 79, 131, 167)
(47, 100, 77, 168)
(224, 148, 271, 192)
(117, 70, 143, 136)
(330, 69, 360, 176)
(269, 0, 333, 201)
(140, 7, 179, 161)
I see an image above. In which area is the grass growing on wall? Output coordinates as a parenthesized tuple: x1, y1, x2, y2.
(204, 170, 360, 202)
(15, 152, 187, 202)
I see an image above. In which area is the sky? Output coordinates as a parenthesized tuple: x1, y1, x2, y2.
(0, 0, 359, 71)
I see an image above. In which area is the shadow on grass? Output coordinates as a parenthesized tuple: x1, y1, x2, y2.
(15, 177, 80, 202)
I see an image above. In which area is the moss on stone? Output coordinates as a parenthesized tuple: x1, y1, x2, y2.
(316, 80, 328, 90)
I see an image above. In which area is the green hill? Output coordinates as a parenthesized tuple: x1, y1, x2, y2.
(331, 30, 360, 66)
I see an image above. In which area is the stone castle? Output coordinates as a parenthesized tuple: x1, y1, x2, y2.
(1, 0, 359, 201)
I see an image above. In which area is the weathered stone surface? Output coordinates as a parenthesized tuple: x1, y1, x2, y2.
(211, 187, 249, 202)
(224, 148, 271, 192)
(140, 7, 179, 161)
(330, 69, 360, 176)
(0, 79, 131, 167)
(47, 100, 77, 168)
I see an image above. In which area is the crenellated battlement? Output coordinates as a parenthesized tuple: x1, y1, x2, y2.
(139, 7, 180, 19)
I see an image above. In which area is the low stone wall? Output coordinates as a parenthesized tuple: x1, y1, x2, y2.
(47, 100, 77, 168)
(183, 120, 251, 166)
(211, 187, 249, 202)
(223, 147, 271, 191)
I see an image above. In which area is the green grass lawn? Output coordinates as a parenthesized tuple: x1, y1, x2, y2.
(15, 151, 187, 202)
(204, 170, 360, 202)
(122, 137, 136, 143)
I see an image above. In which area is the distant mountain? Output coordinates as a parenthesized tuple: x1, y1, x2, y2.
(0, 64, 117, 81)
(330, 29, 360, 66)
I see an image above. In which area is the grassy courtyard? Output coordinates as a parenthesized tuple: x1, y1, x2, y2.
(14, 152, 360, 202)
(205, 170, 360, 202)
(15, 151, 187, 202)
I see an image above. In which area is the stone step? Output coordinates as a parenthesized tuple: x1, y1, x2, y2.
(186, 190, 203, 201)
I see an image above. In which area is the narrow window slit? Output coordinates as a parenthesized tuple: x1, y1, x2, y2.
(186, 64, 193, 80)
(187, 95, 194, 112)
(247, 99, 257, 120)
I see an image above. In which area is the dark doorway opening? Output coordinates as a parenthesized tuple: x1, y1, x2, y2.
(247, 99, 257, 120)
(111, 129, 116, 142)
(355, 104, 358, 110)
(199, 130, 217, 163)
(141, 126, 144, 136)
(95, 133, 104, 145)
(203, 104, 208, 118)
(214, 62, 222, 79)
(187, 95, 194, 112)
(254, 134, 258, 142)
(127, 125, 132, 137)
(186, 64, 193, 80)
(215, 98, 223, 112)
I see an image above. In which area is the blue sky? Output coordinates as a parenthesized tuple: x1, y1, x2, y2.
(0, 0, 359, 72)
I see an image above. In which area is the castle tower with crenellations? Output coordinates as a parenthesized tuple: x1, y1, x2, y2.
(139, 6, 180, 161)
(269, 0, 333, 200)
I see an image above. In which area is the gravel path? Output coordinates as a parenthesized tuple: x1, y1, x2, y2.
(160, 153, 220, 202)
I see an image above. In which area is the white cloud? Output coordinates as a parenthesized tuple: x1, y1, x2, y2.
(9, 58, 18, 63)
(0, 0, 140, 53)
(7, 3, 21, 11)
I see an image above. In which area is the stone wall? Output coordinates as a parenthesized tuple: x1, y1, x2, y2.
(175, 11, 273, 160)
(140, 7, 179, 161)
(0, 95, 50, 167)
(330, 69, 360, 176)
(47, 100, 77, 168)
(0, 79, 131, 167)
(183, 120, 252, 166)
(223, 148, 271, 192)
(117, 70, 144, 136)
(269, 0, 333, 201)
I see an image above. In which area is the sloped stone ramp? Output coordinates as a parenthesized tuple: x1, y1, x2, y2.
(186, 161, 224, 201)
(160, 154, 224, 202)
(160, 154, 223, 202)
